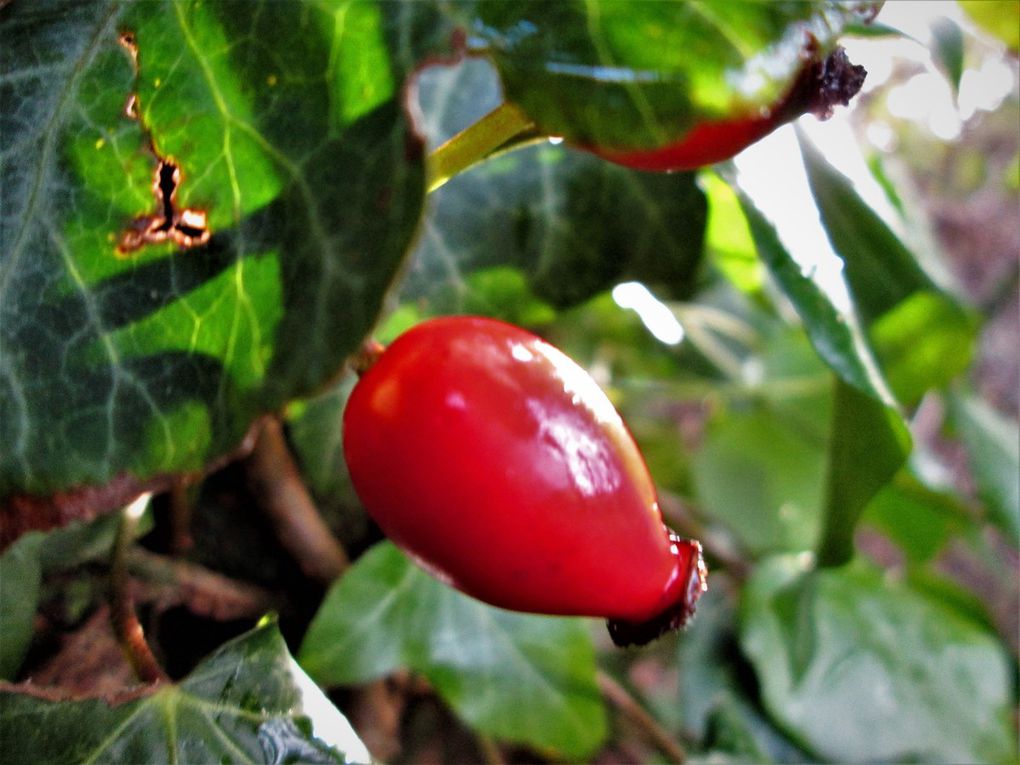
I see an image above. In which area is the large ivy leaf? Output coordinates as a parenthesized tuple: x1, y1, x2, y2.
(0, 1, 438, 525)
(406, 56, 707, 315)
(298, 542, 607, 760)
(0, 621, 370, 764)
(462, 1, 879, 152)
(740, 558, 1016, 763)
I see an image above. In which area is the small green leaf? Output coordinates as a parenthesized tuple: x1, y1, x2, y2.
(0, 533, 43, 679)
(299, 542, 607, 760)
(816, 378, 910, 567)
(931, 17, 965, 95)
(948, 390, 1020, 540)
(798, 131, 978, 404)
(798, 130, 938, 325)
(0, 621, 368, 764)
(735, 183, 895, 403)
(741, 558, 1017, 764)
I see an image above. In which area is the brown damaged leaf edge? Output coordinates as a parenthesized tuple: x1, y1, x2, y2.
(0, 417, 266, 553)
(116, 30, 210, 256)
(0, 678, 158, 708)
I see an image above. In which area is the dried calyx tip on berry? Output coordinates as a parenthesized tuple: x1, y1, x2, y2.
(606, 538, 708, 647)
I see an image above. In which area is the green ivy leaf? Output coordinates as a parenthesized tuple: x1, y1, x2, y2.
(693, 403, 827, 556)
(733, 184, 910, 565)
(734, 182, 892, 403)
(407, 57, 707, 314)
(740, 557, 1017, 764)
(931, 16, 964, 95)
(0, 1, 434, 506)
(948, 390, 1020, 540)
(0, 621, 369, 764)
(0, 533, 43, 679)
(677, 584, 809, 762)
(463, 1, 879, 151)
(798, 131, 977, 404)
(816, 378, 910, 566)
(861, 471, 970, 565)
(299, 542, 607, 760)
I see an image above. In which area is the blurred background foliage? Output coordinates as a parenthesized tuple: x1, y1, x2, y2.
(1, 1, 1017, 763)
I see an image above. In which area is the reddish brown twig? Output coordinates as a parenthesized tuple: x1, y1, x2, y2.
(598, 670, 686, 764)
(244, 417, 348, 583)
(109, 500, 168, 685)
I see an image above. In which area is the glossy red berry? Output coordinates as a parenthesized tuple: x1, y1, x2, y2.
(342, 316, 706, 645)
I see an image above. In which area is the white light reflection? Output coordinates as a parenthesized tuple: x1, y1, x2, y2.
(529, 399, 618, 497)
(287, 656, 372, 764)
(124, 492, 151, 520)
(611, 282, 685, 345)
(733, 125, 855, 314)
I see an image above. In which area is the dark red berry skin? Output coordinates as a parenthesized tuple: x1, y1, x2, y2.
(343, 317, 705, 630)
(595, 113, 778, 172)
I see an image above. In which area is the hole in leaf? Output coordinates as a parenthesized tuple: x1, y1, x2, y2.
(117, 159, 210, 255)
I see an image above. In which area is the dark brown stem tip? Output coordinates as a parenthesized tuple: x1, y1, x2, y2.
(607, 541, 708, 647)
(807, 47, 868, 120)
(350, 340, 386, 377)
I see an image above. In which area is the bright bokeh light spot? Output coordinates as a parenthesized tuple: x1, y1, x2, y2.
(866, 120, 897, 152)
(887, 71, 962, 140)
(958, 58, 1016, 120)
(611, 282, 685, 345)
(548, 136, 564, 145)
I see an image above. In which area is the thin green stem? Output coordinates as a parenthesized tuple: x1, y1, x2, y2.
(426, 102, 539, 193)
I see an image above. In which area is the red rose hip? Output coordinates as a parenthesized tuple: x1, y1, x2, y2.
(342, 316, 706, 645)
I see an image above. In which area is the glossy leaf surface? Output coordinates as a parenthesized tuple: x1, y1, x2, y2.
(741, 558, 1016, 763)
(0, 621, 369, 764)
(0, 1, 430, 511)
(299, 542, 607, 760)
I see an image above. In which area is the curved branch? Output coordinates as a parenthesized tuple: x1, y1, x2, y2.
(245, 417, 348, 584)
